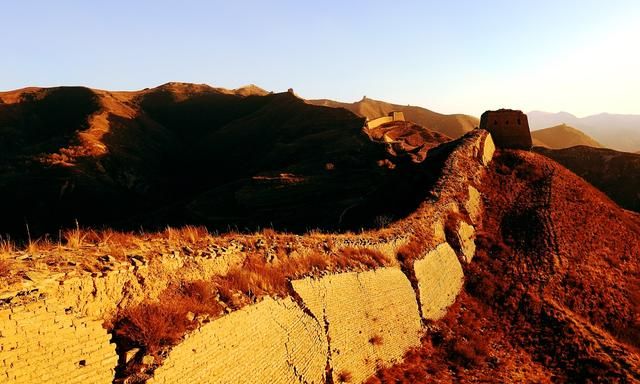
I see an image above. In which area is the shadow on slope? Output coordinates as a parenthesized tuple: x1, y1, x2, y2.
(535, 145, 640, 212)
(0, 84, 453, 238)
(368, 150, 640, 383)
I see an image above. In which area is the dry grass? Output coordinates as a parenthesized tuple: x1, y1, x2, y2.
(396, 223, 436, 268)
(63, 220, 87, 249)
(111, 280, 224, 377)
(163, 225, 210, 246)
(213, 247, 391, 310)
(0, 236, 14, 256)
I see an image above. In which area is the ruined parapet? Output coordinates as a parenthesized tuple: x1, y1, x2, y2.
(366, 111, 406, 130)
(0, 129, 498, 384)
(480, 109, 532, 150)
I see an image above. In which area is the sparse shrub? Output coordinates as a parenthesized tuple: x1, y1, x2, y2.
(112, 280, 223, 360)
(446, 336, 487, 368)
(63, 220, 87, 249)
(113, 302, 192, 358)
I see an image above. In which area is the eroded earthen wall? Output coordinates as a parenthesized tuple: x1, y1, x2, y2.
(292, 268, 422, 383)
(414, 243, 464, 320)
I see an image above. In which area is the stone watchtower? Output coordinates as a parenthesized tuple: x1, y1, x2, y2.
(479, 109, 532, 150)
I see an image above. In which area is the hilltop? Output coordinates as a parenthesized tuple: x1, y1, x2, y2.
(531, 124, 602, 149)
(307, 97, 478, 138)
(1, 83, 639, 383)
(528, 110, 640, 152)
(0, 83, 449, 237)
(535, 145, 640, 212)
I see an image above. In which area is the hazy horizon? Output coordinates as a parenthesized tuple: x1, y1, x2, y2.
(2, 0, 639, 117)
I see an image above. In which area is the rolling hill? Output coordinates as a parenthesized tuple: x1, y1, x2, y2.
(534, 145, 640, 212)
(1, 82, 639, 383)
(0, 83, 449, 238)
(307, 97, 478, 138)
(528, 111, 640, 152)
(531, 124, 602, 149)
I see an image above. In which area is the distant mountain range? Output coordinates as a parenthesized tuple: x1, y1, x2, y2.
(528, 111, 640, 153)
(531, 124, 602, 149)
(307, 97, 478, 139)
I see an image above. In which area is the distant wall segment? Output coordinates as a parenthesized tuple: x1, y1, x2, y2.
(0, 129, 496, 383)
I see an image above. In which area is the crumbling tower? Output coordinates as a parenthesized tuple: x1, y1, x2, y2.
(479, 109, 532, 150)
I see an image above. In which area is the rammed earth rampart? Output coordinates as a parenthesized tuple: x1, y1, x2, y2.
(0, 129, 495, 383)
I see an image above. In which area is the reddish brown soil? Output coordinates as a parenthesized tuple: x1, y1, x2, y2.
(535, 145, 640, 212)
(367, 150, 640, 383)
(367, 120, 450, 162)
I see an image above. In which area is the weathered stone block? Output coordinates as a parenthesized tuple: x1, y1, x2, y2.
(0, 301, 117, 384)
(465, 185, 482, 225)
(454, 220, 476, 263)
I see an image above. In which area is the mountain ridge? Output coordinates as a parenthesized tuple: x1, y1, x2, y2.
(531, 123, 602, 149)
(528, 110, 640, 152)
(307, 97, 478, 138)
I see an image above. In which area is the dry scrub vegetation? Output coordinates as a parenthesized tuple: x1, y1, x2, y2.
(85, 228, 396, 380)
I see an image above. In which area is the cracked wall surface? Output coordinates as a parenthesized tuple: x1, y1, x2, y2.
(465, 185, 482, 225)
(454, 220, 476, 264)
(291, 268, 422, 384)
(147, 297, 327, 384)
(414, 243, 464, 320)
(0, 299, 117, 384)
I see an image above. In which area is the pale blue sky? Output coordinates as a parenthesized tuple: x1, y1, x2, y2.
(2, 1, 639, 116)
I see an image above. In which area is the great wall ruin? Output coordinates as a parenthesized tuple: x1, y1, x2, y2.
(0, 128, 496, 383)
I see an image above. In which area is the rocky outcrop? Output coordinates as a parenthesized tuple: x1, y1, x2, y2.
(480, 109, 532, 150)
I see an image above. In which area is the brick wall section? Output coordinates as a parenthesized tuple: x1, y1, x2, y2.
(147, 297, 327, 384)
(0, 130, 497, 384)
(0, 300, 117, 384)
(292, 268, 422, 384)
(415, 243, 465, 321)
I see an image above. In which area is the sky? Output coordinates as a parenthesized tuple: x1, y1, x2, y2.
(2, 0, 639, 117)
